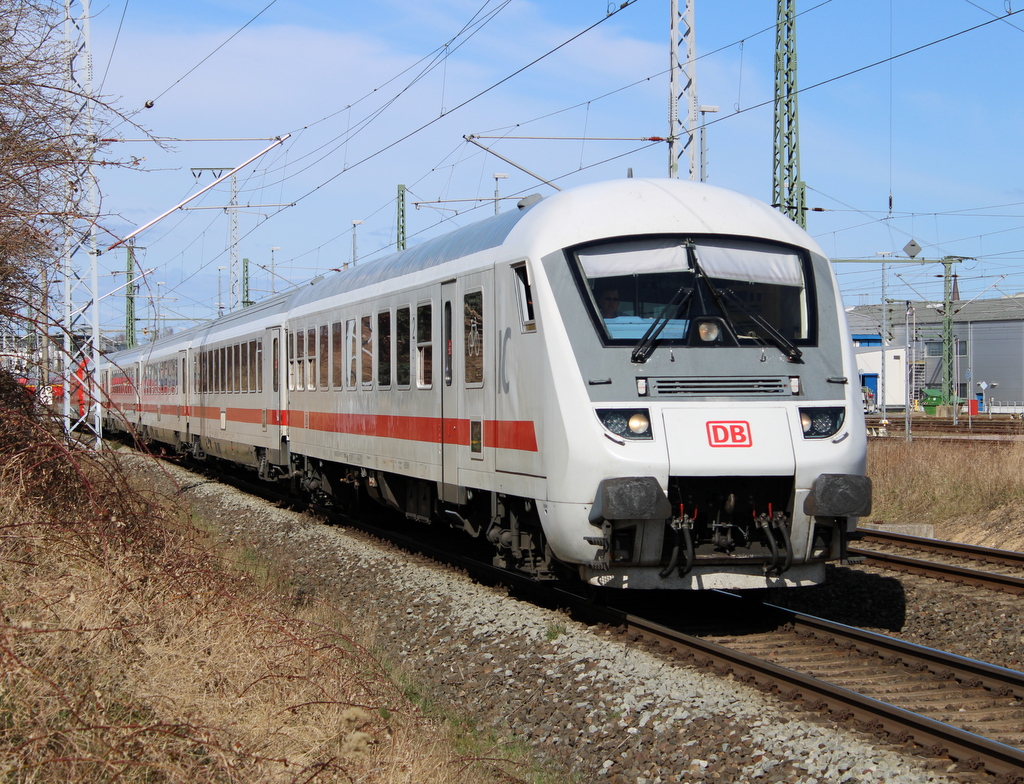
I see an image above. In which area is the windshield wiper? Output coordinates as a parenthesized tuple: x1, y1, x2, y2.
(631, 248, 695, 363)
(719, 288, 804, 363)
(689, 246, 804, 363)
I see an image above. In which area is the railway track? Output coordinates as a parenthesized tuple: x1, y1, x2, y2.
(851, 529, 1024, 595)
(621, 603, 1024, 782)
(867, 416, 1024, 441)
(177, 457, 1024, 781)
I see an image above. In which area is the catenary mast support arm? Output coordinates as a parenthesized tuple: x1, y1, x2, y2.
(464, 136, 562, 192)
(107, 134, 291, 251)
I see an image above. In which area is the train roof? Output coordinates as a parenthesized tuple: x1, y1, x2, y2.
(503, 178, 826, 258)
(287, 197, 540, 312)
(291, 179, 823, 307)
(109, 179, 825, 362)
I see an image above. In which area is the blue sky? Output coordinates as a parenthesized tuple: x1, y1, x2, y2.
(86, 0, 1024, 335)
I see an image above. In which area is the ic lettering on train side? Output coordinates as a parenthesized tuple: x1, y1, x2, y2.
(706, 420, 753, 447)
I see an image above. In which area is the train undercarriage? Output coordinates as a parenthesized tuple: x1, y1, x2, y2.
(129, 427, 850, 589)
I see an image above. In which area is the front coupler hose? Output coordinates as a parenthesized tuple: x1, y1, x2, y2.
(758, 510, 793, 577)
(660, 508, 696, 579)
(773, 511, 793, 574)
(757, 513, 781, 576)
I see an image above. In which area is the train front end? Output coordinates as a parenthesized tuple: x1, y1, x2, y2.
(521, 180, 870, 590)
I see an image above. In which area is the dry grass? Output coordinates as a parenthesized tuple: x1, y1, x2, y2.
(868, 438, 1024, 550)
(0, 373, 525, 783)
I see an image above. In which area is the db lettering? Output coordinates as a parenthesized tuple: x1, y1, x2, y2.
(706, 421, 752, 447)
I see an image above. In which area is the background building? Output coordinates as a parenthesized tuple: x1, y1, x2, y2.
(847, 296, 1024, 413)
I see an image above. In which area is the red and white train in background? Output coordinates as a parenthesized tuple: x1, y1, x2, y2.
(101, 178, 871, 591)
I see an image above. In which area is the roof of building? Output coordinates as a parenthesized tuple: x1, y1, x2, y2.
(847, 294, 1024, 333)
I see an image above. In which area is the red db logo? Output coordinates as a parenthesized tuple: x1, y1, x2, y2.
(706, 421, 752, 447)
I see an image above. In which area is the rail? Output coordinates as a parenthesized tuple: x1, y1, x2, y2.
(851, 529, 1024, 595)
(622, 605, 1024, 781)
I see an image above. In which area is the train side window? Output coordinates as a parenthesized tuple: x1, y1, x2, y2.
(396, 306, 410, 387)
(296, 329, 305, 391)
(331, 322, 343, 389)
(226, 345, 234, 393)
(240, 343, 249, 393)
(346, 319, 357, 388)
(307, 327, 316, 391)
(377, 310, 392, 387)
(464, 289, 483, 386)
(512, 263, 536, 333)
(416, 302, 432, 389)
(231, 344, 238, 393)
(319, 325, 329, 389)
(443, 301, 452, 387)
(272, 337, 279, 393)
(219, 346, 227, 392)
(361, 316, 373, 388)
(249, 340, 258, 393)
(251, 339, 260, 397)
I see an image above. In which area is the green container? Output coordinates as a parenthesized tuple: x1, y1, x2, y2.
(920, 388, 943, 415)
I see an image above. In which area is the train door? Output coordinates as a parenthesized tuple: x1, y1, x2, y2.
(441, 282, 458, 500)
(440, 272, 494, 502)
(179, 349, 188, 437)
(267, 327, 288, 448)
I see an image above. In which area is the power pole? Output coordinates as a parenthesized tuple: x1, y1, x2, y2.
(396, 184, 407, 250)
(229, 173, 239, 310)
(242, 257, 253, 307)
(833, 249, 964, 413)
(126, 239, 137, 347)
(62, 0, 102, 446)
(188, 167, 238, 309)
(668, 0, 698, 179)
(183, 163, 293, 312)
(773, 0, 806, 228)
(940, 257, 963, 407)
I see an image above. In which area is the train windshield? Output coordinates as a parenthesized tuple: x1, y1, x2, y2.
(574, 237, 812, 354)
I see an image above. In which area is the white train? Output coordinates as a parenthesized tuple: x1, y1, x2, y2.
(101, 178, 871, 591)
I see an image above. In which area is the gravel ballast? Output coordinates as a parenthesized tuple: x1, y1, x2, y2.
(155, 459, 986, 784)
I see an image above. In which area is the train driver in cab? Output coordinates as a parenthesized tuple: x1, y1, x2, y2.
(596, 287, 620, 320)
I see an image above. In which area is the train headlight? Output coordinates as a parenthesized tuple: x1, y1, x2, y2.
(628, 412, 650, 435)
(799, 407, 846, 438)
(597, 408, 653, 440)
(696, 320, 721, 342)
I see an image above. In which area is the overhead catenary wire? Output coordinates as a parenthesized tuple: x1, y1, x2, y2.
(281, 1, 642, 210)
(140, 0, 279, 112)
(111, 2, 1024, 329)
